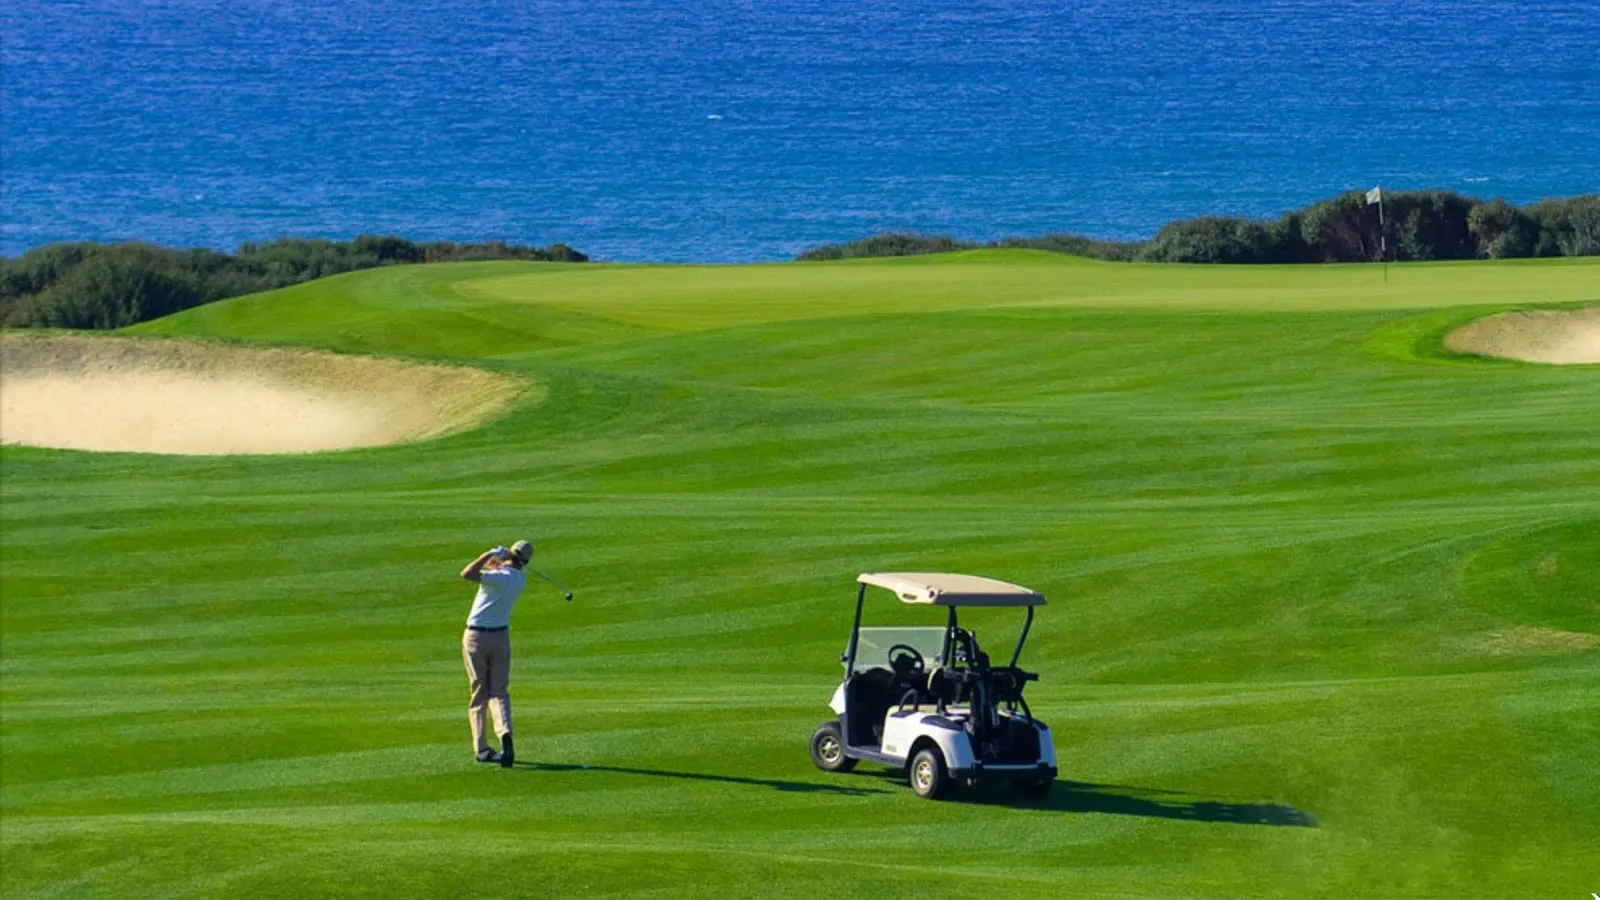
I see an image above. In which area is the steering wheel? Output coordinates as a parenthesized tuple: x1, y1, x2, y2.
(885, 644, 926, 676)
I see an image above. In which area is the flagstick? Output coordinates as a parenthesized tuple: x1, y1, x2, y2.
(1378, 195, 1388, 284)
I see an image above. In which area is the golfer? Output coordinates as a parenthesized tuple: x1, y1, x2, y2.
(459, 540, 532, 767)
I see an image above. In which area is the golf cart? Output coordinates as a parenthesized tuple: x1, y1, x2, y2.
(809, 572, 1056, 799)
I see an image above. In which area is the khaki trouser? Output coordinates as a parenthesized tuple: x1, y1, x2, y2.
(462, 628, 512, 753)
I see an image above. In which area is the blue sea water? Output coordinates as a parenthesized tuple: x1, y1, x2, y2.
(3, 0, 1598, 262)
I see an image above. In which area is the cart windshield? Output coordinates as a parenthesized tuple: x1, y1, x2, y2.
(849, 626, 947, 673)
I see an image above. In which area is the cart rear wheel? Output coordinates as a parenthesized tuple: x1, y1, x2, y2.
(809, 721, 857, 772)
(908, 747, 949, 799)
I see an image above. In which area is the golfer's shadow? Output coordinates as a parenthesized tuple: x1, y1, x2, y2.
(513, 761, 888, 796)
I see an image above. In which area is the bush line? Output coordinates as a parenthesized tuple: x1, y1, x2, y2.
(796, 190, 1600, 264)
(0, 236, 586, 330)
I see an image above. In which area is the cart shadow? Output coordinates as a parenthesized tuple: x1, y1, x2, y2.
(858, 771, 1315, 826)
(512, 761, 889, 796)
(993, 779, 1316, 826)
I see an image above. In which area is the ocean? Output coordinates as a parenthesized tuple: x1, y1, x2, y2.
(3, 0, 1597, 262)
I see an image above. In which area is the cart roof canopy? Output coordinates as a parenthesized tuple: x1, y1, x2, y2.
(858, 572, 1046, 607)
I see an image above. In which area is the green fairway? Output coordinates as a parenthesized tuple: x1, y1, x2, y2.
(2, 252, 1597, 898)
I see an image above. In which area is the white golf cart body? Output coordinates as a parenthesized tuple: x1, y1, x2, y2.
(814, 573, 1057, 797)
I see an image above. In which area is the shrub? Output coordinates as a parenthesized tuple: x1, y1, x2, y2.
(994, 234, 1145, 261)
(1389, 191, 1476, 261)
(797, 234, 976, 261)
(0, 242, 99, 301)
(1299, 192, 1379, 262)
(1467, 199, 1538, 259)
(1140, 217, 1281, 263)
(1, 236, 588, 330)
(1526, 196, 1600, 257)
(5, 244, 208, 329)
(352, 235, 424, 264)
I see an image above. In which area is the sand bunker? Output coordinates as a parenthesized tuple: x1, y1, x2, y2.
(1443, 307, 1600, 365)
(0, 334, 526, 455)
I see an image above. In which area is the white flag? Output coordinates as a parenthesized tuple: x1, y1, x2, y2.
(1366, 186, 1382, 205)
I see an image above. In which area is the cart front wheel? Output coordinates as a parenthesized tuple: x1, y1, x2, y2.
(908, 747, 949, 799)
(809, 721, 857, 772)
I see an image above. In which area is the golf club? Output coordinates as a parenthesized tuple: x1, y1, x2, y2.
(528, 566, 574, 601)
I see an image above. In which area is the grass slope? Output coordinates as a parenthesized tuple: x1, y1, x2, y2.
(3, 253, 1597, 898)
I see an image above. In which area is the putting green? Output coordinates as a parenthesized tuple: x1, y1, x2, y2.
(2, 252, 1596, 898)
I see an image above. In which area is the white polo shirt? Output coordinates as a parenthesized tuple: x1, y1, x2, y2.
(466, 565, 528, 628)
